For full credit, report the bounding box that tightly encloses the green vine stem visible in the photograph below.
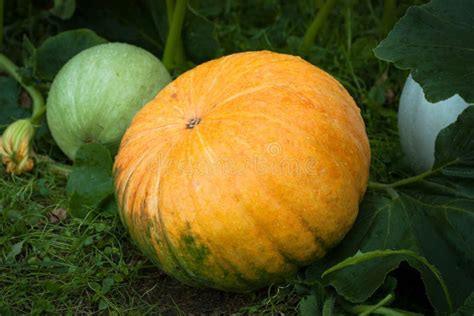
[349,305,422,316]
[166,0,174,22]
[359,294,394,316]
[342,294,423,315]
[162,0,188,71]
[301,0,337,53]
[35,155,72,177]
[382,0,397,34]
[368,160,458,192]
[0,0,4,48]
[0,53,45,125]
[165,0,186,70]
[322,294,335,316]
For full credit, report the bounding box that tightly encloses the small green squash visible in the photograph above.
[47,42,171,160]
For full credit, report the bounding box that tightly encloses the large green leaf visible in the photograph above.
[66,143,115,218]
[453,293,474,316]
[321,250,451,312]
[69,0,165,56]
[307,106,474,313]
[374,0,474,103]
[0,77,30,132]
[183,6,221,64]
[34,29,107,81]
[434,106,474,177]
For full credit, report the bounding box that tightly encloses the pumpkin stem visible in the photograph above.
[186,117,201,129]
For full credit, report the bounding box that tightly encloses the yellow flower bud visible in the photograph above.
[0,119,35,174]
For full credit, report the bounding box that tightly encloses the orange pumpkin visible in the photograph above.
[114,51,370,292]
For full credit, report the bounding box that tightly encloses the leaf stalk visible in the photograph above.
[35,155,72,177]
[322,294,335,316]
[368,160,458,191]
[163,0,188,71]
[301,0,337,52]
[0,53,45,125]
[348,305,422,316]
[381,0,397,34]
[0,0,4,48]
[166,0,186,70]
[359,294,394,316]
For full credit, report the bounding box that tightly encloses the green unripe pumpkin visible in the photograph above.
[47,42,171,160]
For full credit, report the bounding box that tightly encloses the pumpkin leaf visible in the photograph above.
[183,6,221,64]
[453,293,474,316]
[144,0,169,48]
[66,143,115,218]
[307,106,474,313]
[49,0,77,20]
[0,77,30,132]
[34,29,107,81]
[296,278,327,316]
[374,0,474,103]
[69,0,165,56]
[321,249,450,312]
[299,294,321,316]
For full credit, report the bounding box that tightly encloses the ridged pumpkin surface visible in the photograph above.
[114,51,370,292]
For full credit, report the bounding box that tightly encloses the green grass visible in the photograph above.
[0,1,420,314]
[0,167,300,314]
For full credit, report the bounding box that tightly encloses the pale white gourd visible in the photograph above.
[398,75,469,173]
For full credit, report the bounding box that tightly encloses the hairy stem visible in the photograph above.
[0,54,45,125]
[301,0,337,52]
[162,0,188,71]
